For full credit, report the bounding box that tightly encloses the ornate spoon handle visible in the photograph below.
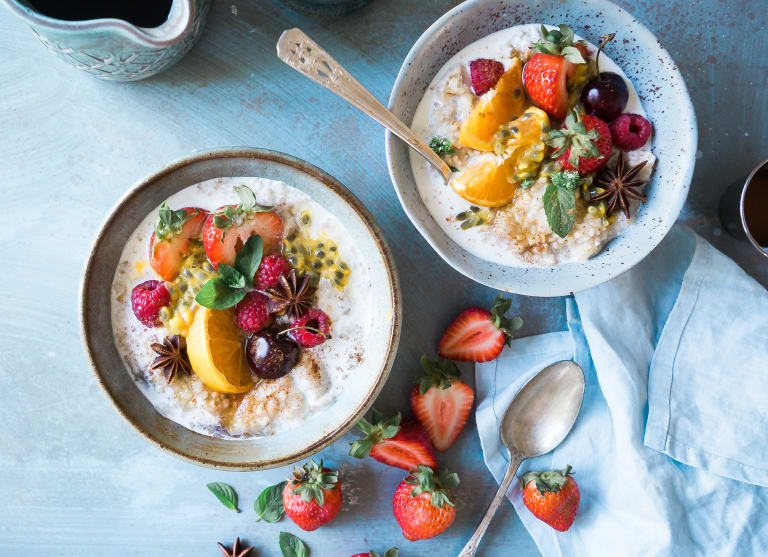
[276,28,452,183]
[458,452,524,557]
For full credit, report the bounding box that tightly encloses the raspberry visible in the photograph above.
[609,113,652,151]
[235,291,273,332]
[289,307,331,348]
[254,254,291,289]
[131,280,170,328]
[469,58,505,96]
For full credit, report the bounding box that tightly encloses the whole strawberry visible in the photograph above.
[548,110,612,175]
[410,357,474,451]
[392,465,459,541]
[350,549,399,557]
[349,409,437,471]
[521,465,580,531]
[283,458,342,531]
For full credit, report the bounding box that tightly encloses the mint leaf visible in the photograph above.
[543,181,577,238]
[206,482,239,512]
[561,46,586,64]
[195,278,247,309]
[218,264,246,290]
[234,184,257,208]
[280,531,309,557]
[254,481,287,523]
[155,203,195,242]
[234,235,263,283]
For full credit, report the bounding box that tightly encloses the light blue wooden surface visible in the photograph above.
[1,1,766,556]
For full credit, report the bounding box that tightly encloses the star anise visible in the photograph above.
[217,537,254,557]
[265,268,316,320]
[150,335,191,384]
[591,153,649,219]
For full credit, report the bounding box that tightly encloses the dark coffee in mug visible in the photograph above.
[743,168,768,247]
[29,0,173,28]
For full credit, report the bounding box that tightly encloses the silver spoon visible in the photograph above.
[458,360,585,557]
[276,28,453,183]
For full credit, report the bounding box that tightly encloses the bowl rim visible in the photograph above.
[78,147,402,470]
[385,0,698,296]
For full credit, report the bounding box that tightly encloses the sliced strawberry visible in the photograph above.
[202,207,283,269]
[410,356,474,451]
[438,295,522,362]
[522,53,574,121]
[469,58,505,95]
[349,409,437,471]
[148,204,207,281]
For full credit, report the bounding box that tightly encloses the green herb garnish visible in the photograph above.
[279,532,309,557]
[212,184,273,232]
[519,178,535,189]
[155,202,196,242]
[533,24,588,64]
[195,235,263,309]
[206,482,239,512]
[542,170,585,238]
[254,481,287,523]
[429,136,456,157]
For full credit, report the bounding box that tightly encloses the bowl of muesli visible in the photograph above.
[80,148,401,470]
[386,0,696,296]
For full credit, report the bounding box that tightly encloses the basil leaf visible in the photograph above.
[218,264,246,290]
[543,182,576,238]
[279,531,309,557]
[195,278,247,309]
[206,482,239,512]
[234,234,263,283]
[254,481,287,523]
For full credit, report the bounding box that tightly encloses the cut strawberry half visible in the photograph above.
[438,294,522,362]
[469,58,505,96]
[349,409,437,471]
[522,53,574,121]
[148,204,208,281]
[202,207,283,270]
[410,356,474,451]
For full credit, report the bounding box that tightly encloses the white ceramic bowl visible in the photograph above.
[386,0,697,296]
[80,148,401,470]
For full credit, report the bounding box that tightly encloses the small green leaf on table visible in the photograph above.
[206,482,239,512]
[254,481,287,523]
[279,531,309,557]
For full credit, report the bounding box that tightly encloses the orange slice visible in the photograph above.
[459,57,527,152]
[450,154,518,207]
[186,307,252,394]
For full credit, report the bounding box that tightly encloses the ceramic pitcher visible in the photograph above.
[2,0,210,81]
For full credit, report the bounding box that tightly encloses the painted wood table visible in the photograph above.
[1,1,766,555]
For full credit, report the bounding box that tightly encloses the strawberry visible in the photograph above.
[523,53,574,121]
[548,109,613,175]
[148,203,208,281]
[438,294,523,362]
[468,58,505,95]
[350,550,399,557]
[410,357,474,451]
[282,458,342,531]
[202,185,283,270]
[349,409,437,471]
[392,465,459,541]
[521,465,580,532]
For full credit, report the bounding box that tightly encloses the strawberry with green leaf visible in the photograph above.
[392,465,460,541]
[410,356,474,451]
[548,109,613,175]
[521,465,580,531]
[542,170,586,238]
[149,203,208,281]
[351,549,399,557]
[349,409,437,471]
[282,458,342,531]
[438,294,523,362]
[202,184,283,270]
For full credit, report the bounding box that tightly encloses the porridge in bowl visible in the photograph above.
[410,23,656,267]
[110,177,373,438]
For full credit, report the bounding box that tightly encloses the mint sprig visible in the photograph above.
[195,235,263,309]
[543,170,585,238]
[212,184,273,232]
[155,202,196,242]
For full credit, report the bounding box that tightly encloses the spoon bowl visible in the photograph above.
[459,360,585,556]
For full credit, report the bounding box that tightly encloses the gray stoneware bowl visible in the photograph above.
[386,0,697,296]
[79,148,401,470]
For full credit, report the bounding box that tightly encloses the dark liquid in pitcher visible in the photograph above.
[29,0,173,28]
[744,168,768,247]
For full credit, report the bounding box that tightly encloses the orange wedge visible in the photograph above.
[450,154,518,207]
[186,307,252,394]
[459,57,527,152]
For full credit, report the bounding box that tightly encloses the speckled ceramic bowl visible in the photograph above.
[386,0,697,296]
[79,148,401,470]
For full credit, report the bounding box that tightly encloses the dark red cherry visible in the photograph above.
[580,72,629,122]
[245,329,300,380]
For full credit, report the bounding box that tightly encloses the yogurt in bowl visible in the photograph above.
[409,23,655,268]
[111,177,373,438]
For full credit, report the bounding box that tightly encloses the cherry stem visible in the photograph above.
[595,33,615,76]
